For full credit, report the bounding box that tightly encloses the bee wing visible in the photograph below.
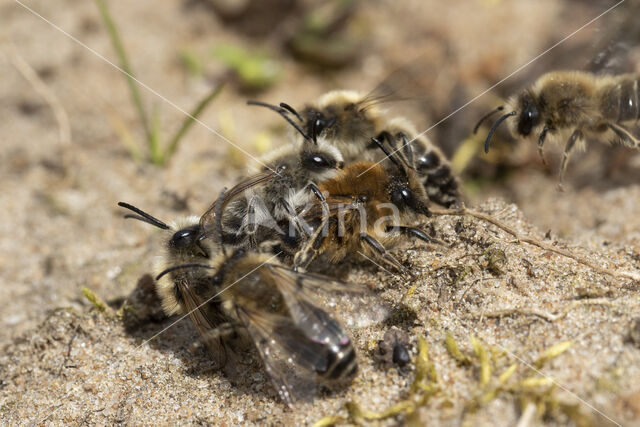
[200,170,278,230]
[236,306,329,406]
[586,41,633,76]
[360,56,436,110]
[266,264,389,329]
[176,281,230,368]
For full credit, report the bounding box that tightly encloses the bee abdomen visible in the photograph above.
[600,78,640,123]
[415,148,460,208]
[618,79,639,122]
[318,342,357,380]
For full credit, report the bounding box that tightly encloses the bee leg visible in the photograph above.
[559,129,583,189]
[537,125,550,166]
[398,133,417,170]
[306,183,326,202]
[387,226,445,246]
[608,123,640,148]
[360,233,411,277]
[377,130,412,166]
[293,185,331,270]
[278,197,305,236]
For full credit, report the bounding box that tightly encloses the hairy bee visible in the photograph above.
[249,90,461,207]
[116,202,217,316]
[290,141,438,274]
[479,70,640,183]
[198,135,345,255]
[155,244,388,406]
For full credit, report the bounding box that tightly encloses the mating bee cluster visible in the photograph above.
[119,87,461,405]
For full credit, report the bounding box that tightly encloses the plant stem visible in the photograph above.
[95,0,151,143]
[163,83,224,163]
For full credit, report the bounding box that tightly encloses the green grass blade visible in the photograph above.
[149,105,163,165]
[164,83,224,161]
[95,0,150,142]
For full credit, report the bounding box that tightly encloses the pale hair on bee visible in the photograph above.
[116,202,217,316]
[478,70,640,185]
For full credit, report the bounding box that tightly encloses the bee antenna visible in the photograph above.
[155,263,215,281]
[117,202,170,230]
[278,102,303,122]
[473,106,504,134]
[215,187,228,258]
[247,100,311,142]
[371,137,407,177]
[484,111,516,153]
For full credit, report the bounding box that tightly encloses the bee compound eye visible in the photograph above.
[171,229,194,248]
[517,98,540,136]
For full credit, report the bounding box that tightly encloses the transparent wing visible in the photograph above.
[266,264,389,329]
[176,281,229,368]
[236,306,327,406]
[585,1,640,76]
[200,170,278,231]
[359,56,437,111]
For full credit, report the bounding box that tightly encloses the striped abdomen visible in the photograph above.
[316,338,358,380]
[599,76,640,123]
[412,136,461,208]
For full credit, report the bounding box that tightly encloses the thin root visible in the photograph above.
[431,205,640,283]
[472,298,614,322]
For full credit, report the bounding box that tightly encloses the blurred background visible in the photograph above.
[1,0,639,340]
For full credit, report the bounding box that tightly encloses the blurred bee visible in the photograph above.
[291,139,438,274]
[155,242,388,406]
[249,87,461,207]
[479,70,640,184]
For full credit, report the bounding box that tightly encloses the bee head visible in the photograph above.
[388,175,431,217]
[300,138,345,174]
[304,109,337,143]
[169,225,209,258]
[515,92,541,137]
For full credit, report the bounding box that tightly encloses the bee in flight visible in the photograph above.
[478,70,640,184]
[154,242,388,407]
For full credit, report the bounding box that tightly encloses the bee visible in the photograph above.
[199,135,344,250]
[116,202,222,325]
[154,243,388,406]
[479,70,640,184]
[249,89,462,207]
[291,140,438,274]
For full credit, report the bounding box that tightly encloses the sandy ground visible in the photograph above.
[1,0,640,425]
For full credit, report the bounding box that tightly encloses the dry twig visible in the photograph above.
[472,298,614,322]
[4,44,71,145]
[432,206,640,283]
